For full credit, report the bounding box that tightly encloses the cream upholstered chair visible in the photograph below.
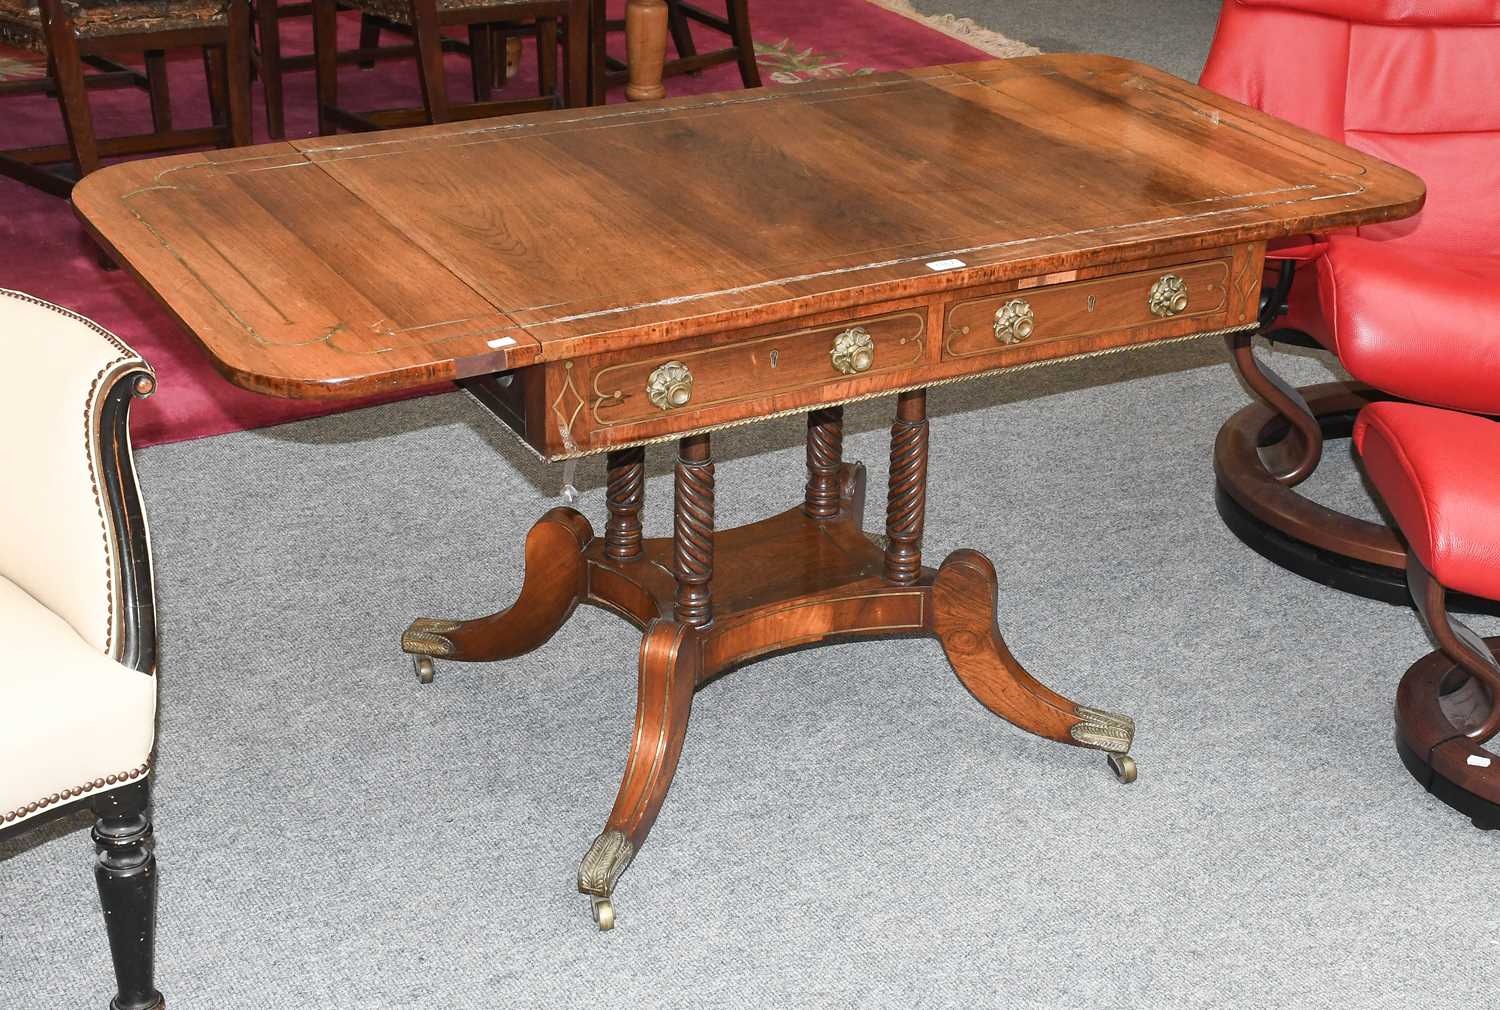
[0,290,162,1010]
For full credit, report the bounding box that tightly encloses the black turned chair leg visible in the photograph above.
[92,781,162,1010]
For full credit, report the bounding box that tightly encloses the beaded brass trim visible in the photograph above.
[3,759,151,825]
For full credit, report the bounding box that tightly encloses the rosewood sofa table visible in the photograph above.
[74,56,1423,930]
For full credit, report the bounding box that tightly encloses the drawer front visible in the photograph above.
[942,259,1231,359]
[589,310,926,428]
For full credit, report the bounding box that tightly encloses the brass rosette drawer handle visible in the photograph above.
[830,326,876,375]
[646,360,694,410]
[992,298,1035,344]
[1148,273,1189,317]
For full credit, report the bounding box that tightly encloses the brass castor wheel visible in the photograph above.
[1108,753,1137,784]
[413,655,435,685]
[590,895,615,931]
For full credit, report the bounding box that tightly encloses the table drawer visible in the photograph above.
[941,258,1231,360]
[589,310,927,428]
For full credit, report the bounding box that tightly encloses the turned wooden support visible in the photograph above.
[885,389,929,585]
[624,0,668,101]
[605,447,646,562]
[674,433,714,627]
[804,406,844,520]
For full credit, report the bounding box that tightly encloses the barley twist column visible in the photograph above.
[604,447,645,562]
[673,434,714,626]
[804,406,844,520]
[884,389,929,585]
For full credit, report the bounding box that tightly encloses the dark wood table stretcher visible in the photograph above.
[74,55,1423,930]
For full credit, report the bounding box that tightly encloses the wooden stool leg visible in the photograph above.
[804,406,844,520]
[624,0,667,101]
[224,0,253,147]
[673,433,714,627]
[312,0,339,134]
[578,618,699,930]
[144,50,172,132]
[727,0,759,87]
[605,446,646,562]
[410,0,451,123]
[884,389,928,585]
[255,0,285,137]
[467,24,493,101]
[92,782,162,1010]
[38,0,100,180]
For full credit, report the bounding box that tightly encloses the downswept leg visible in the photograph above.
[578,619,699,929]
[401,507,592,681]
[931,550,1138,783]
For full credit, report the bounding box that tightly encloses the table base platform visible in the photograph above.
[400,392,1136,929]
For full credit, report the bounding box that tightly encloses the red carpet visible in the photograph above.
[0,1,991,446]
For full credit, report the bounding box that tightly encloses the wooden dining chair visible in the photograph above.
[590,0,757,103]
[0,288,162,1009]
[312,0,589,133]
[0,0,252,196]
[253,0,460,139]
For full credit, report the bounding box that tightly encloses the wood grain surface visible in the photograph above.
[73,55,1424,409]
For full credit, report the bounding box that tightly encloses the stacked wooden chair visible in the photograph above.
[0,289,163,1008]
[0,0,251,194]
[312,0,588,132]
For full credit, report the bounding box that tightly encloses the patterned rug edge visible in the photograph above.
[861,0,1041,59]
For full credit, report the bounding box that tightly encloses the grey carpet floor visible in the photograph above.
[3,337,1497,1008]
[910,0,1225,82]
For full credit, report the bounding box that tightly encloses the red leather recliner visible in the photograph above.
[1354,401,1500,828]
[1201,0,1500,603]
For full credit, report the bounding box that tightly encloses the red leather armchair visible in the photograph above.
[1201,0,1500,604]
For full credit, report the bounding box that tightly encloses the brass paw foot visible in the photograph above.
[578,829,634,931]
[1069,705,1135,753]
[402,617,460,658]
[1070,706,1137,784]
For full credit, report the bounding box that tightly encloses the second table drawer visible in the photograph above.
[588,310,927,428]
[942,258,1231,359]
